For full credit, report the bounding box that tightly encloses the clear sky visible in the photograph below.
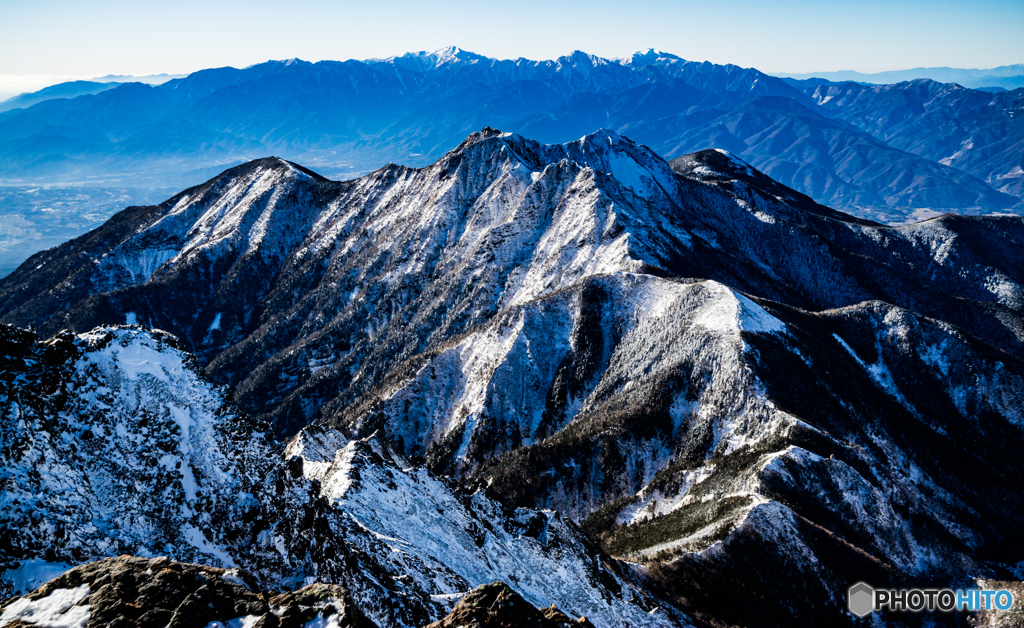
[1,0,1022,95]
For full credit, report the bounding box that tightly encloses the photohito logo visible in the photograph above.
[848,582,1014,617]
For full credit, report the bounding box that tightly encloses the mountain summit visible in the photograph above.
[2,130,1023,626]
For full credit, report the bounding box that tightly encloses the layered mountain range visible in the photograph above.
[0,48,1020,223]
[2,129,1023,626]
[773,64,1024,91]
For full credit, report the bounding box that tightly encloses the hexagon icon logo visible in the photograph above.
[848,582,875,617]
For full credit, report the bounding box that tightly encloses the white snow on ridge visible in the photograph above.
[690,282,785,335]
[293,434,679,628]
[0,585,91,628]
[2,326,266,584]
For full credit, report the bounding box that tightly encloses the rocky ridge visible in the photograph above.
[0,323,686,628]
[1,48,1020,219]
[2,130,1023,625]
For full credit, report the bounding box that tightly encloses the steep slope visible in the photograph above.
[312,232,1022,625]
[0,323,686,628]
[3,131,1024,625]
[460,288,1024,625]
[285,429,682,628]
[0,324,303,576]
[2,131,1021,439]
[798,79,1024,199]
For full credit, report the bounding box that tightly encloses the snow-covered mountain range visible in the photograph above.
[0,324,682,627]
[0,48,1020,222]
[2,129,1023,626]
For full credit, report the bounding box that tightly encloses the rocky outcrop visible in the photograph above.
[423,582,594,628]
[0,555,376,628]
[0,323,685,628]
[2,131,1024,626]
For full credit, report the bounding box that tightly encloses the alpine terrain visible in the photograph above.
[1,48,1021,223]
[2,128,1023,627]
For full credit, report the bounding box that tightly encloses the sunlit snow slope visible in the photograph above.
[0,324,686,628]
[2,129,1024,626]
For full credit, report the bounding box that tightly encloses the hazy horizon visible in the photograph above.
[2,47,1022,102]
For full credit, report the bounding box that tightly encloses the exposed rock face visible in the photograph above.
[0,323,685,628]
[422,582,595,628]
[0,555,376,628]
[2,131,1023,626]
[0,568,598,628]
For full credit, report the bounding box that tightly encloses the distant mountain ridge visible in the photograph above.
[793,79,1024,200]
[773,64,1024,90]
[0,80,122,114]
[0,47,1019,224]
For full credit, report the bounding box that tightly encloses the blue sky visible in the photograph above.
[1,0,1022,88]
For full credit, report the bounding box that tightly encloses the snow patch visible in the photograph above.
[207,313,222,333]
[168,405,200,502]
[219,569,250,590]
[691,284,785,336]
[0,586,91,628]
[203,617,261,628]
[183,525,238,568]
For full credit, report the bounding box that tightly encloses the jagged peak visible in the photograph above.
[456,127,633,156]
[374,46,488,70]
[621,48,685,66]
[456,126,509,148]
[431,45,487,65]
[669,149,881,226]
[430,127,685,206]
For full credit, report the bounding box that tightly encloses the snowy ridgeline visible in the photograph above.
[2,46,1021,219]
[9,129,1021,442]
[0,324,685,628]
[0,129,1023,626]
